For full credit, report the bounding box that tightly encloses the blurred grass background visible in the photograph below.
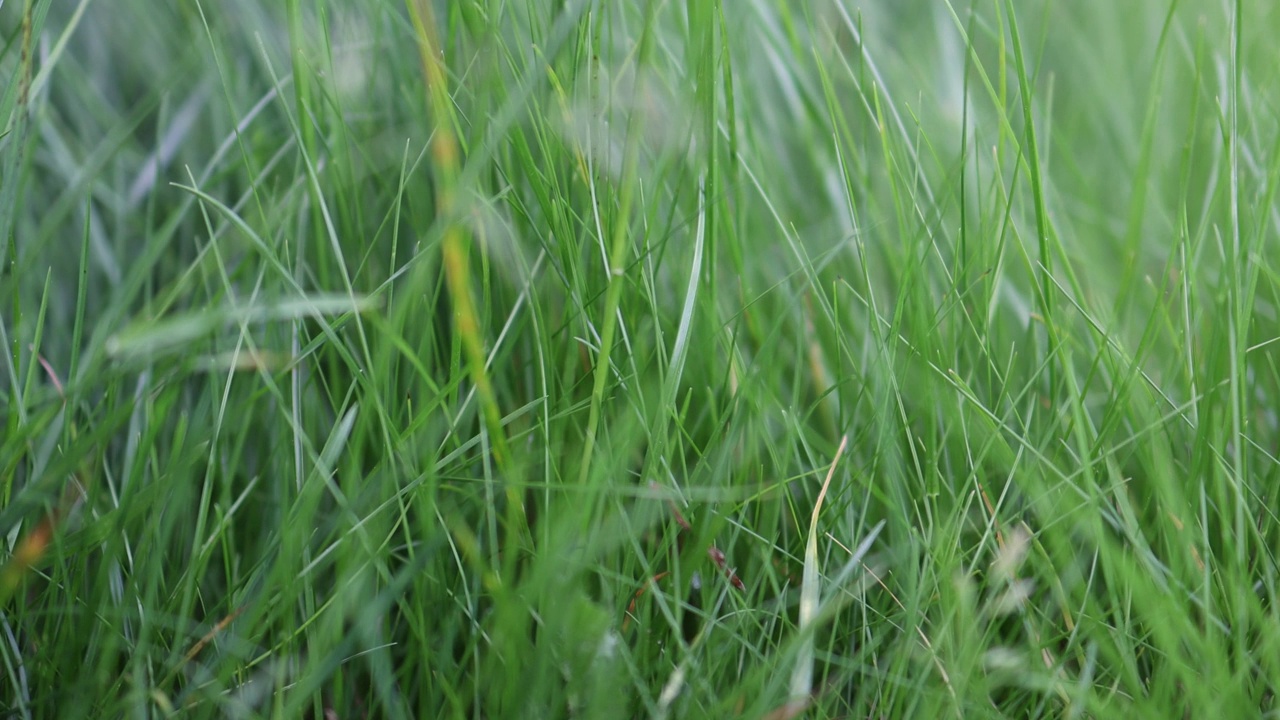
[2,0,1280,717]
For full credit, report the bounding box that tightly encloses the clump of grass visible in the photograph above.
[1,0,1279,717]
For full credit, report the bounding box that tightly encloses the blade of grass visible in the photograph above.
[789,433,847,712]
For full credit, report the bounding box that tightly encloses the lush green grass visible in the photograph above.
[3,0,1280,717]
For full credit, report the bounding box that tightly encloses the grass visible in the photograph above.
[2,0,1279,717]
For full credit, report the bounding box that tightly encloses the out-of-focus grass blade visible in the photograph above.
[105,293,379,360]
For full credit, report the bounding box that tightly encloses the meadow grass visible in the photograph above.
[2,0,1279,717]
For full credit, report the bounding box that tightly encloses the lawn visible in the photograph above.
[2,0,1279,717]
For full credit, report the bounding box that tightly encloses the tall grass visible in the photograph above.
[2,0,1279,717]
